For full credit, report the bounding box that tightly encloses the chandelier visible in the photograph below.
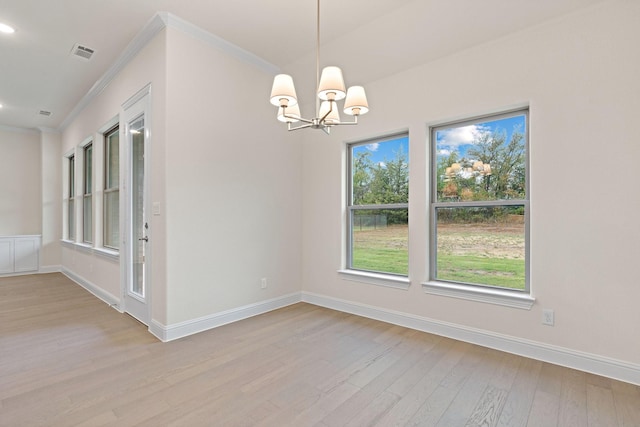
[269,0,369,134]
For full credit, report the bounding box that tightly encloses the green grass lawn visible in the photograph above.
[436,254,525,289]
[352,222,525,289]
[352,247,408,275]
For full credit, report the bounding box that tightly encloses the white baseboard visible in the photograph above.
[62,268,120,308]
[301,291,640,386]
[150,292,302,342]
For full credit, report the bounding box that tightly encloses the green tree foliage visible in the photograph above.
[466,126,525,200]
[352,151,373,205]
[437,126,525,203]
[436,125,526,223]
[352,146,408,224]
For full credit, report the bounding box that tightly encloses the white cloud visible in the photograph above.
[438,149,451,156]
[437,124,490,150]
[378,161,387,168]
[366,143,379,152]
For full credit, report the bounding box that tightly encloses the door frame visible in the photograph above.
[120,84,152,326]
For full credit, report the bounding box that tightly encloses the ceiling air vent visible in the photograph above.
[71,44,95,60]
[39,110,52,117]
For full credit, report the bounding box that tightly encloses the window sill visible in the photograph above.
[338,269,410,290]
[61,239,75,249]
[59,241,119,262]
[94,247,119,262]
[75,243,93,254]
[422,281,535,310]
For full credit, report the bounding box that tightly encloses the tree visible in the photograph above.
[352,145,409,225]
[352,151,373,205]
[466,126,525,200]
[436,126,525,203]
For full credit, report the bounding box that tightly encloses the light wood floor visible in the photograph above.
[1,274,639,426]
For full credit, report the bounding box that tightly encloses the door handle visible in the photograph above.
[138,236,148,242]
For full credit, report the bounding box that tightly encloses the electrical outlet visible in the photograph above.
[261,278,267,289]
[542,309,555,326]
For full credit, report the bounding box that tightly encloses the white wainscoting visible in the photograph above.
[0,235,40,275]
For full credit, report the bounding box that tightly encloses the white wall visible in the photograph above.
[163,27,303,325]
[40,129,61,270]
[0,128,41,236]
[59,20,304,331]
[61,27,168,310]
[301,0,640,367]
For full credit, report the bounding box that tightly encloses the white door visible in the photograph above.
[122,86,151,325]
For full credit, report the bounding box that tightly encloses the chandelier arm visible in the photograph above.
[318,100,334,124]
[287,122,315,131]
[333,118,359,126]
[284,112,315,124]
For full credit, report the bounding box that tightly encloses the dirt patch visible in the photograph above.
[353,222,524,259]
[438,222,524,259]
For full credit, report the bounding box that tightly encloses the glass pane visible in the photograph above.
[83,195,92,243]
[69,156,75,196]
[435,114,526,202]
[106,128,119,189]
[351,135,409,205]
[68,199,75,240]
[131,118,145,297]
[84,144,92,194]
[104,190,119,249]
[435,206,525,290]
[351,208,408,275]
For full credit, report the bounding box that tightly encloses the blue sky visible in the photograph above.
[355,135,409,167]
[436,114,526,159]
[352,114,525,167]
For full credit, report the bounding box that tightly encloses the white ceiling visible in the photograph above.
[0,0,604,130]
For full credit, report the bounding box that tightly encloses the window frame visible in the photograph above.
[67,154,75,241]
[103,125,120,251]
[341,132,410,287]
[82,142,93,244]
[424,108,533,308]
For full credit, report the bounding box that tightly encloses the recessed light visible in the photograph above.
[0,23,15,34]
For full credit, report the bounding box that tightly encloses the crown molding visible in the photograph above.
[162,12,280,76]
[59,12,279,132]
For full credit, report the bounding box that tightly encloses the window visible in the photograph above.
[347,133,409,276]
[430,109,529,292]
[104,126,119,250]
[67,155,75,241]
[82,143,93,243]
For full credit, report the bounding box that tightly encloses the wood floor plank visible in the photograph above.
[497,357,543,427]
[558,368,589,427]
[586,383,618,427]
[436,347,504,426]
[2,273,638,426]
[525,363,564,427]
